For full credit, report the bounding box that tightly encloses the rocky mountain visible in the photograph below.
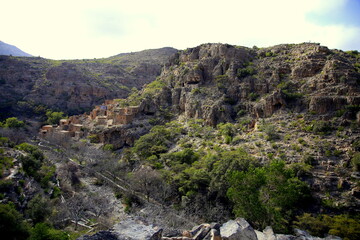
[1,42,360,240]
[142,43,359,125]
[48,42,359,239]
[0,41,32,57]
[0,47,177,119]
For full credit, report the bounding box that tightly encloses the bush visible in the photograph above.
[88,134,100,143]
[0,137,14,147]
[0,155,14,178]
[0,203,30,240]
[20,155,41,178]
[29,223,69,240]
[227,160,310,232]
[133,125,180,159]
[351,152,360,171]
[26,195,52,224]
[237,66,256,78]
[46,111,65,125]
[3,117,25,128]
[305,120,333,134]
[103,144,114,151]
[16,143,44,161]
[294,214,360,240]
[248,92,259,101]
[261,123,279,141]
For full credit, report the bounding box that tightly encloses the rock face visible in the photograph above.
[0,47,177,118]
[142,43,359,126]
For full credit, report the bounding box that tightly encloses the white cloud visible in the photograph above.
[1,0,358,59]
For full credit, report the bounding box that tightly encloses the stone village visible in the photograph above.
[39,99,140,141]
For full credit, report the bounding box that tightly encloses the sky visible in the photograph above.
[1,0,360,59]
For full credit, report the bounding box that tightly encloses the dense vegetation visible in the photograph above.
[120,120,311,231]
[0,135,69,240]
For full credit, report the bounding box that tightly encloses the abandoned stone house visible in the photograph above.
[40,99,140,140]
[40,116,84,140]
[90,101,139,126]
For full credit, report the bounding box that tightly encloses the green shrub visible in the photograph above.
[261,123,279,141]
[227,159,310,232]
[277,81,303,100]
[51,186,61,199]
[307,120,333,134]
[302,153,316,166]
[29,223,69,240]
[0,137,14,147]
[294,214,360,240]
[19,155,41,178]
[88,134,100,143]
[16,143,44,161]
[237,66,256,78]
[0,203,30,240]
[26,194,52,224]
[248,92,259,101]
[265,51,274,57]
[103,144,114,151]
[46,111,65,125]
[3,117,25,128]
[0,155,14,178]
[191,88,201,94]
[352,140,360,151]
[351,152,360,171]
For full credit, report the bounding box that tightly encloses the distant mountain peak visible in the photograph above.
[0,40,32,57]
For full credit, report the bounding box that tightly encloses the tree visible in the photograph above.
[130,166,162,201]
[3,117,25,128]
[65,193,89,230]
[227,160,310,232]
[46,111,65,125]
[26,194,52,224]
[227,167,267,227]
[58,162,81,189]
[0,203,30,240]
[88,193,112,218]
[29,223,69,240]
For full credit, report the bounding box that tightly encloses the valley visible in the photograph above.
[0,42,360,240]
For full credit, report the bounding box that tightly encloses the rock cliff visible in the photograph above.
[143,43,359,126]
[0,47,177,119]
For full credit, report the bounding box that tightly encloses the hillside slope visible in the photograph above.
[0,41,32,57]
[0,47,177,119]
[52,43,360,238]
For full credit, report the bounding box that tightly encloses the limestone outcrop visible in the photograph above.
[142,43,359,126]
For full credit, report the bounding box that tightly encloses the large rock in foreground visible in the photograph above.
[220,218,258,240]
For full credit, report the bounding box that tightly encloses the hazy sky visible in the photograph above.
[2,0,360,59]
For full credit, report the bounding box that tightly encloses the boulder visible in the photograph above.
[111,218,162,240]
[255,230,266,240]
[294,228,322,240]
[220,218,257,240]
[263,226,276,240]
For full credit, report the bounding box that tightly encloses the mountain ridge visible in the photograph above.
[1,42,360,240]
[0,47,177,119]
[0,40,32,57]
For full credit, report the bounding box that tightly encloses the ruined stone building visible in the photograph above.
[40,99,140,141]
